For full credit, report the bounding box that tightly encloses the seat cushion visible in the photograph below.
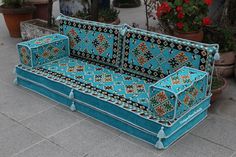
[40,56,153,108]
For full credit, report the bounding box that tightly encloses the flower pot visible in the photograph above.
[173,30,204,42]
[211,77,227,103]
[215,51,235,66]
[32,2,49,20]
[113,0,141,8]
[20,19,58,41]
[112,17,121,25]
[215,65,235,78]
[234,60,236,80]
[0,6,35,38]
[235,65,236,80]
[104,17,120,25]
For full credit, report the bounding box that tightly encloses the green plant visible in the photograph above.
[74,7,119,23]
[211,76,225,90]
[203,26,236,52]
[73,8,91,20]
[2,0,25,7]
[98,8,120,22]
[156,0,212,32]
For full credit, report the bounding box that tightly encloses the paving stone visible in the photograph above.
[159,134,234,157]
[14,140,75,157]
[22,107,85,137]
[209,79,236,121]
[0,124,43,157]
[49,119,119,156]
[191,115,236,151]
[0,82,53,121]
[86,136,160,157]
[55,104,88,119]
[231,152,236,157]
[0,112,17,131]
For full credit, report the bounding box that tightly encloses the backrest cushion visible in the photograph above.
[57,14,122,68]
[121,28,218,93]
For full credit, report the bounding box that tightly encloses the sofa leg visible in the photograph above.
[70,101,76,111]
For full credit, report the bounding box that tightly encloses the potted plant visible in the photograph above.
[155,0,213,41]
[0,0,35,37]
[113,0,141,8]
[60,0,120,24]
[20,0,58,40]
[74,7,120,24]
[204,26,236,77]
[211,74,227,103]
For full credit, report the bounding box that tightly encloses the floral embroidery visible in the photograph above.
[42,51,50,58]
[132,42,153,66]
[137,56,147,65]
[181,75,191,83]
[175,52,188,63]
[171,76,180,84]
[183,95,191,105]
[157,91,168,102]
[156,106,166,116]
[92,34,110,55]
[138,42,147,52]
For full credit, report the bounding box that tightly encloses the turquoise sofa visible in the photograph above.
[14,14,219,149]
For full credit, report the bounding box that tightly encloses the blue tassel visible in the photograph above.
[70,102,76,111]
[157,126,166,138]
[13,68,16,75]
[13,78,18,85]
[214,52,220,61]
[155,139,164,149]
[69,89,74,99]
[120,24,129,36]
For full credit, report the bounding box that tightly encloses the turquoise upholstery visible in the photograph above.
[41,57,152,108]
[58,15,122,68]
[121,28,218,94]
[14,14,219,149]
[149,66,208,121]
[17,34,69,67]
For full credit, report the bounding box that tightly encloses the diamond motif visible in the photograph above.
[132,42,153,66]
[92,34,110,55]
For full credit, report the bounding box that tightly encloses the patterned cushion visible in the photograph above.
[121,28,218,93]
[57,14,122,68]
[17,34,69,67]
[41,56,153,108]
[149,66,208,121]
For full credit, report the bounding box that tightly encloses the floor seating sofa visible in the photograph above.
[14,14,219,149]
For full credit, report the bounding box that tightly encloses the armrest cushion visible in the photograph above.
[148,66,208,121]
[17,34,69,67]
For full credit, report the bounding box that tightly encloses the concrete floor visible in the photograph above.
[1,2,236,157]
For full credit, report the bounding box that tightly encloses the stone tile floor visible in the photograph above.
[1,2,236,157]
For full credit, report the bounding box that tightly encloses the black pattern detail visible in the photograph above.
[122,31,209,81]
[59,19,121,68]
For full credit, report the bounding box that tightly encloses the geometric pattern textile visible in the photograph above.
[149,67,208,121]
[17,34,69,67]
[122,29,218,94]
[41,57,152,108]
[59,15,122,68]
